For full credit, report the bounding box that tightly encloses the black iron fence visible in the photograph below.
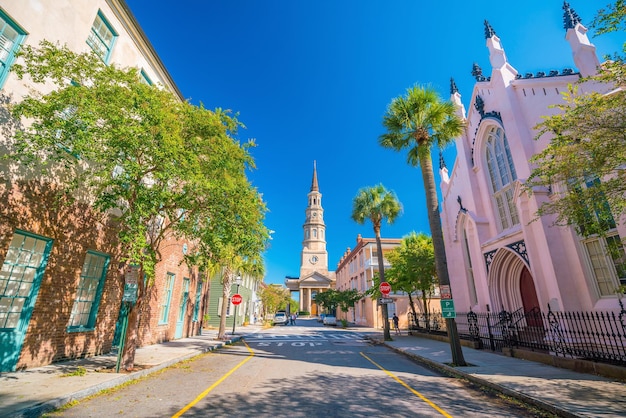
[408,304,626,367]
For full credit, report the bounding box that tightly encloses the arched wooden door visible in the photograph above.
[519,266,542,327]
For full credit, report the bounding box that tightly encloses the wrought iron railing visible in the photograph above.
[449,304,626,367]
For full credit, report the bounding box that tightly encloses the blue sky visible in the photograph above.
[125,0,622,286]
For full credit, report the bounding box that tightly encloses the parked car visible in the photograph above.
[323,314,337,326]
[273,312,289,326]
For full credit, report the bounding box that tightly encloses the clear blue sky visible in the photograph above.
[125,0,622,286]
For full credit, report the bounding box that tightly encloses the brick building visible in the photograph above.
[0,0,209,371]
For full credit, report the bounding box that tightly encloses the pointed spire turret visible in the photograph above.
[472,63,486,81]
[484,20,496,39]
[563,1,582,30]
[439,152,447,170]
[311,160,319,192]
[450,78,459,95]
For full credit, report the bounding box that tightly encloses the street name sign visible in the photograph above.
[440,299,456,318]
[378,297,393,304]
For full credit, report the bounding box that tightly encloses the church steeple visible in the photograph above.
[300,161,329,278]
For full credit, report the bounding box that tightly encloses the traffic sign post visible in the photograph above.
[440,299,456,318]
[379,282,391,296]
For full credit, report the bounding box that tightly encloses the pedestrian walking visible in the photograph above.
[392,313,400,335]
[291,313,297,325]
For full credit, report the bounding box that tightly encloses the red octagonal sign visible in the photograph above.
[379,282,391,296]
[231,294,243,305]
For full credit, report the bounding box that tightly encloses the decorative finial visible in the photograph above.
[563,1,582,30]
[450,78,458,95]
[471,63,486,82]
[457,196,467,212]
[439,151,447,170]
[484,20,496,39]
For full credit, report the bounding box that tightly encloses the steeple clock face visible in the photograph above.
[310,255,319,264]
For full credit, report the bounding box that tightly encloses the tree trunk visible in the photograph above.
[374,226,392,341]
[217,269,232,340]
[419,152,467,366]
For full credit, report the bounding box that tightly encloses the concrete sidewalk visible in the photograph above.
[2,323,625,417]
[369,331,626,418]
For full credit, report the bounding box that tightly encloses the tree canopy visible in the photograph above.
[385,232,437,326]
[7,41,268,362]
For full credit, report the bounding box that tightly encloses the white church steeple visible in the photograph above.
[300,161,329,277]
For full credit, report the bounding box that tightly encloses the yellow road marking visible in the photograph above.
[360,351,453,418]
[172,340,254,418]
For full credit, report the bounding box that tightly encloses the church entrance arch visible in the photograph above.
[487,248,538,315]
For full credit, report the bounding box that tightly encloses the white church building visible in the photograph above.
[439,3,625,316]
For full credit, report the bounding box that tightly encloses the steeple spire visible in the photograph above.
[450,78,459,95]
[563,1,582,30]
[484,20,496,39]
[311,160,319,192]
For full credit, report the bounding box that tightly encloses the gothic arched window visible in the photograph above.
[485,126,519,230]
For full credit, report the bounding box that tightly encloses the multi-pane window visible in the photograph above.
[0,232,51,329]
[485,126,519,230]
[68,251,109,330]
[86,11,117,63]
[576,177,626,296]
[158,273,175,324]
[0,11,26,88]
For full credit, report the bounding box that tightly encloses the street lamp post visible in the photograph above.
[231,275,242,335]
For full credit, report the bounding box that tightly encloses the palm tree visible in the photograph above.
[379,84,467,366]
[351,184,402,341]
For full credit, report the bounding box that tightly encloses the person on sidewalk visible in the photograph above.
[392,313,400,335]
[291,313,296,325]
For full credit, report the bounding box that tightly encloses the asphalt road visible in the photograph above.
[50,319,548,417]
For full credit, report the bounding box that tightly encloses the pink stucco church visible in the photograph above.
[439,2,625,315]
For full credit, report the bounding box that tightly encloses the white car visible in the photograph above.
[323,314,337,326]
[272,313,288,326]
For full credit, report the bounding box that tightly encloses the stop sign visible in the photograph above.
[379,282,391,296]
[231,294,242,305]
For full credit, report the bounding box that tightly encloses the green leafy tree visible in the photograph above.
[386,232,437,329]
[314,289,339,314]
[335,289,364,322]
[7,41,266,367]
[183,178,269,339]
[379,85,466,365]
[260,285,291,320]
[351,184,402,341]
